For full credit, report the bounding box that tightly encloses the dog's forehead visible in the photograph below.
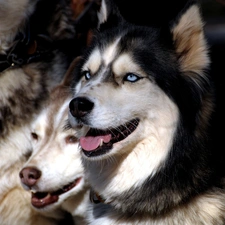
[32,98,70,135]
[83,37,121,73]
[82,37,144,78]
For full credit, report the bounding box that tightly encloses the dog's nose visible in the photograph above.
[19,167,41,188]
[69,97,94,118]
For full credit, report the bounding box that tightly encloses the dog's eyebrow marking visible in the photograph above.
[83,49,101,74]
[83,38,121,76]
[113,53,142,76]
[103,38,121,66]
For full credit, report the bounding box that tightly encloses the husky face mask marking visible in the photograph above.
[70,44,179,161]
[69,29,181,194]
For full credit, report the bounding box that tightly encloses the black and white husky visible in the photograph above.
[68,0,225,224]
[0,0,99,224]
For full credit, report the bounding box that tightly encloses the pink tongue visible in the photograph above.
[80,134,111,151]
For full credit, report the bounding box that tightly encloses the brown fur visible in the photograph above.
[20,57,90,225]
[0,1,99,224]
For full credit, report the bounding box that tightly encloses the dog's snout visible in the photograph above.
[69,97,94,118]
[19,167,41,188]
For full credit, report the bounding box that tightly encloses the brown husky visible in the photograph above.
[19,58,90,225]
[0,0,99,224]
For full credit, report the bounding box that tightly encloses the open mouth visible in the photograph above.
[31,177,82,208]
[80,118,140,157]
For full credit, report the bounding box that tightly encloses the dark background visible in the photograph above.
[202,1,225,155]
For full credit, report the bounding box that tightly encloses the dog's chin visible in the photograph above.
[80,118,140,158]
[31,177,82,209]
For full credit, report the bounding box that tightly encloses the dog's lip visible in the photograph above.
[80,118,140,157]
[31,177,82,208]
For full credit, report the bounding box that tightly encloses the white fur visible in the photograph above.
[0,1,77,224]
[97,0,108,28]
[87,190,225,225]
[21,96,90,224]
[0,2,54,224]
[0,124,58,225]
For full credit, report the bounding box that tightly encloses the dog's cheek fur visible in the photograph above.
[80,75,180,198]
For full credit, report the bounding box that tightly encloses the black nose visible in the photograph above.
[69,97,94,118]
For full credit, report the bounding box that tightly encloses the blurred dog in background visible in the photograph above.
[0,0,100,224]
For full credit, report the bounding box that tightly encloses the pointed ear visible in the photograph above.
[69,0,101,46]
[61,56,81,87]
[97,0,124,30]
[97,0,108,25]
[71,0,93,19]
[70,0,101,21]
[171,3,210,74]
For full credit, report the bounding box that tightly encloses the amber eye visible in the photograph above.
[31,132,38,140]
[65,135,78,144]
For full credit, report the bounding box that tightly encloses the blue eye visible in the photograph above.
[124,73,140,82]
[83,71,91,80]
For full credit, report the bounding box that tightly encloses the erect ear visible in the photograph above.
[171,2,210,74]
[71,0,93,19]
[70,0,101,22]
[70,0,101,46]
[61,56,82,87]
[49,56,81,100]
[97,0,124,31]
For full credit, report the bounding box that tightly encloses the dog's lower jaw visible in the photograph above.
[31,177,83,209]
